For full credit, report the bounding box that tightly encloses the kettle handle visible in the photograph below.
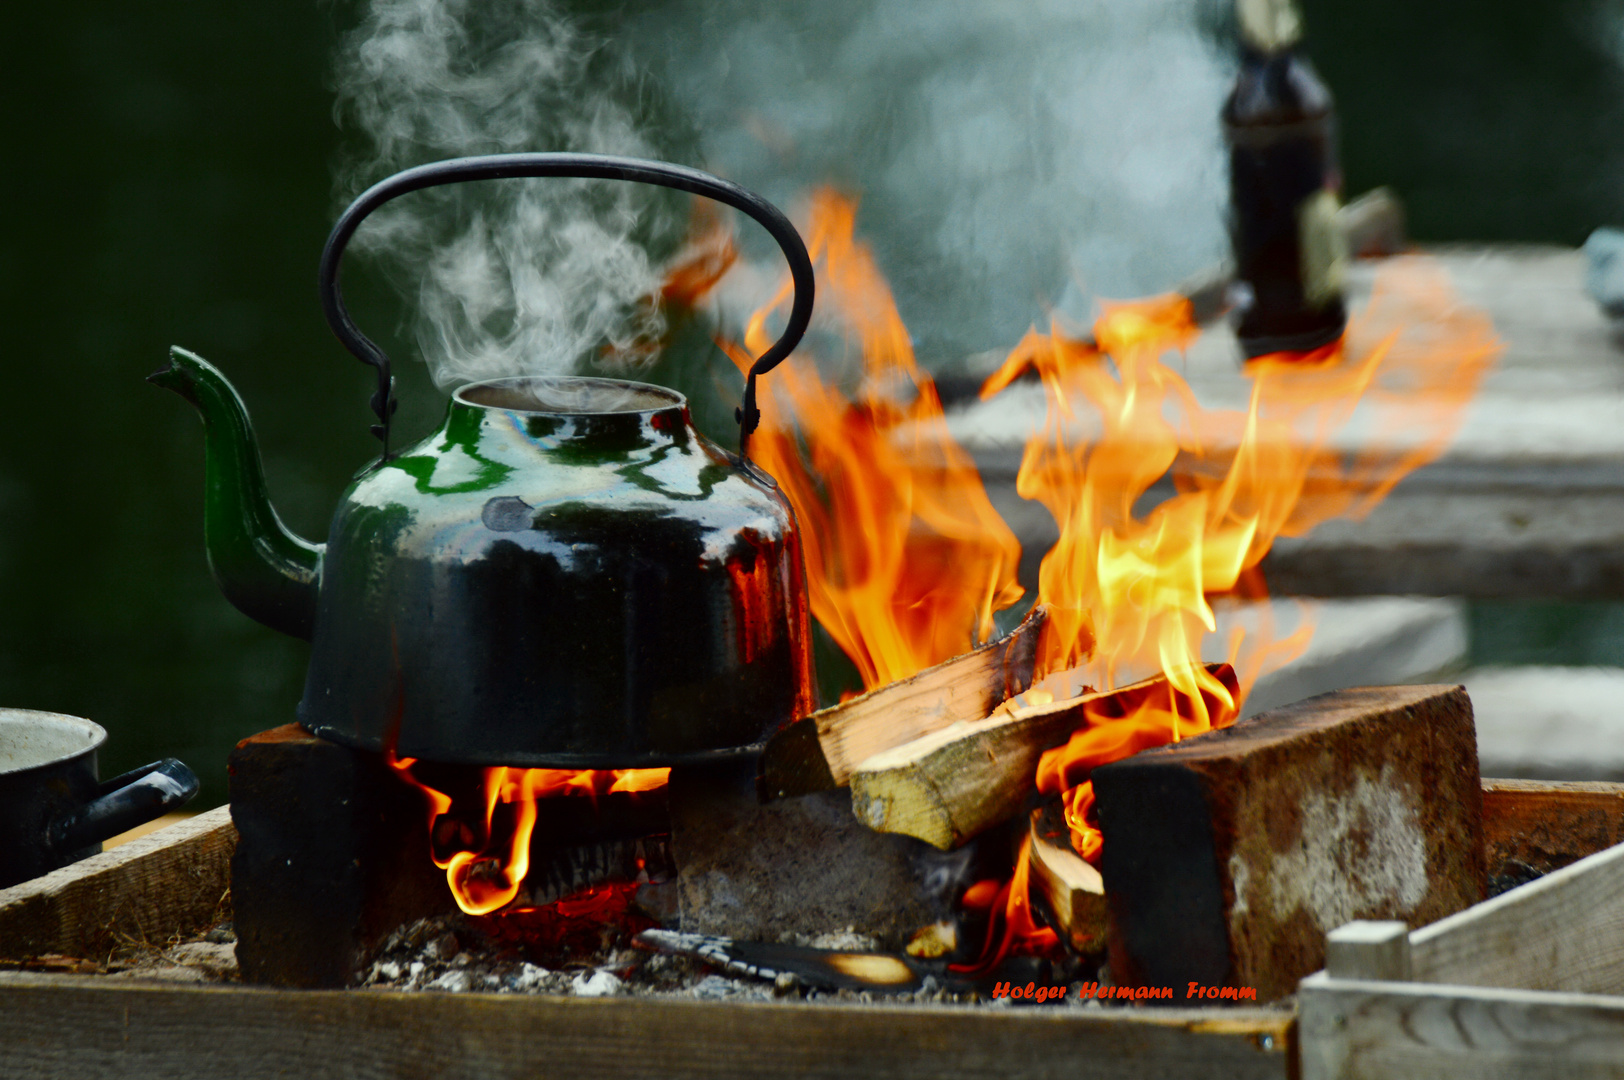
[319,153,815,461]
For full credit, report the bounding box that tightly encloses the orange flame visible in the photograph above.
[719,189,1025,689]
[945,259,1495,968]
[950,836,1062,978]
[387,755,668,916]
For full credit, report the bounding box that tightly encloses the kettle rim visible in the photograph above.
[453,374,687,417]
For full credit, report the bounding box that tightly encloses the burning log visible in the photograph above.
[758,606,1047,801]
[1027,802,1106,956]
[1092,684,1486,1003]
[847,665,1234,850]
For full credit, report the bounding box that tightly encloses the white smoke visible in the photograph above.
[333,0,1237,384]
[615,0,1236,364]
[332,0,684,387]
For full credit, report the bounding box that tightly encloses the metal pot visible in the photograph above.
[152,153,817,767]
[0,709,199,889]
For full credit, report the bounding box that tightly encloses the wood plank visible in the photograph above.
[1481,779,1624,877]
[1408,838,1624,995]
[0,806,234,962]
[759,605,1048,800]
[1323,922,1410,983]
[1299,971,1624,1080]
[0,972,1293,1080]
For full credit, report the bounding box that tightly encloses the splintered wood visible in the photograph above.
[757,606,1046,801]
[847,665,1233,850]
[1093,684,1486,1003]
[1028,802,1106,955]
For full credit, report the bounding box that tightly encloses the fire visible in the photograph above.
[388,190,1497,955]
[962,260,1495,964]
[1009,260,1494,829]
[387,756,667,916]
[718,189,1025,690]
[950,837,1062,978]
[696,195,1495,970]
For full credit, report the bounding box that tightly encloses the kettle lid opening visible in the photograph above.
[456,376,684,416]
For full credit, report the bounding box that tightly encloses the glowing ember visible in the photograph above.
[387,755,667,916]
[470,881,655,964]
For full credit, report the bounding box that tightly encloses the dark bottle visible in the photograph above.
[1224,0,1347,358]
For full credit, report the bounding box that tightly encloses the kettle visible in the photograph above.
[152,154,816,768]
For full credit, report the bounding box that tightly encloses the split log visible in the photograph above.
[848,664,1235,850]
[1093,684,1486,1003]
[1027,802,1106,956]
[758,606,1047,801]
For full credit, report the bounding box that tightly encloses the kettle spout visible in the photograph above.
[150,347,323,641]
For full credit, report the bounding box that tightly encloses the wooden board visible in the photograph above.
[1481,779,1624,877]
[1299,972,1624,1080]
[0,971,1294,1080]
[1407,838,1624,996]
[0,806,235,962]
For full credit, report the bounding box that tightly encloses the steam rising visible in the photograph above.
[617,0,1235,361]
[332,0,685,388]
[333,0,1236,384]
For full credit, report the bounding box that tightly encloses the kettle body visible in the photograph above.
[300,376,814,766]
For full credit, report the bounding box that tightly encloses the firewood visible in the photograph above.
[758,605,1048,801]
[847,664,1235,851]
[1027,802,1106,956]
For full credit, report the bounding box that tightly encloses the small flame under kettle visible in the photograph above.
[152,154,817,768]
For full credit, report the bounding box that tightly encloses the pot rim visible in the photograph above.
[0,709,106,779]
[452,375,687,417]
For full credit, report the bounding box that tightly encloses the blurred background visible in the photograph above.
[3,0,1623,807]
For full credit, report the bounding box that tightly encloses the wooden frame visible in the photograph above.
[5,778,1623,1078]
[0,806,1292,1080]
[0,806,234,962]
[1300,837,1624,1079]
[0,975,1294,1080]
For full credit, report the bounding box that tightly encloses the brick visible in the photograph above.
[668,760,966,950]
[228,726,451,988]
[1091,684,1485,1002]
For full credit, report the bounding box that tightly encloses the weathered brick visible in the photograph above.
[669,760,966,950]
[1091,684,1485,1002]
[228,725,451,988]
